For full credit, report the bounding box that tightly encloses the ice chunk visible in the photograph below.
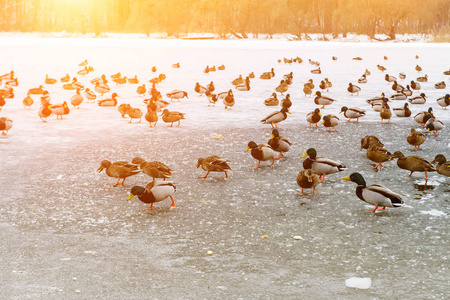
[56,174,63,180]
[421,209,446,217]
[345,277,371,289]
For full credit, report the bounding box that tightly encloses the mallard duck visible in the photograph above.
[91,74,108,85]
[145,101,158,127]
[392,81,405,92]
[301,148,346,182]
[0,70,14,80]
[38,102,52,122]
[339,106,365,122]
[377,64,387,72]
[231,75,244,86]
[22,92,33,109]
[367,93,386,107]
[98,93,119,107]
[128,75,139,84]
[94,81,110,95]
[408,93,427,105]
[306,108,321,128]
[325,77,332,88]
[384,55,388,60]
[45,75,57,84]
[223,89,235,109]
[264,92,279,106]
[203,65,210,73]
[207,81,215,92]
[79,59,88,67]
[167,90,188,101]
[71,77,84,90]
[206,92,218,106]
[342,172,404,213]
[304,79,314,90]
[4,77,18,87]
[322,114,339,130]
[435,81,446,89]
[40,91,51,104]
[77,66,89,76]
[319,80,327,91]
[118,103,131,118]
[414,107,434,126]
[393,103,411,118]
[314,91,336,109]
[437,94,450,109]
[399,72,406,80]
[407,128,426,151]
[353,57,363,61]
[196,156,232,178]
[415,65,422,72]
[127,107,143,123]
[97,160,140,187]
[309,59,320,66]
[245,141,276,168]
[385,74,396,83]
[268,129,291,159]
[151,66,157,73]
[392,151,435,180]
[113,76,128,86]
[403,85,413,96]
[131,157,172,181]
[218,64,225,70]
[332,56,338,61]
[162,109,185,127]
[280,94,292,109]
[28,85,45,95]
[364,69,371,76]
[443,69,450,75]
[260,107,290,128]
[84,88,97,103]
[236,77,251,91]
[283,72,293,83]
[296,169,320,195]
[127,181,176,210]
[410,80,421,91]
[358,74,367,84]
[50,101,70,119]
[260,68,275,79]
[248,71,255,78]
[303,85,312,97]
[0,117,13,135]
[172,62,180,68]
[431,154,450,177]
[60,74,70,82]
[360,135,384,151]
[209,66,216,72]
[416,74,428,82]
[136,84,146,96]
[70,89,84,109]
[425,118,444,135]
[380,100,392,123]
[365,141,393,170]
[310,67,321,74]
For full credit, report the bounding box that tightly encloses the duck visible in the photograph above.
[195,82,208,95]
[431,154,450,177]
[301,148,346,182]
[172,62,180,68]
[415,65,422,72]
[384,55,388,60]
[332,56,338,61]
[0,117,13,135]
[248,71,255,78]
[268,129,291,159]
[127,75,139,84]
[205,91,218,106]
[94,81,110,95]
[399,72,406,80]
[236,77,251,91]
[296,169,320,195]
[392,151,435,180]
[77,66,89,76]
[98,93,119,107]
[304,79,314,89]
[264,92,279,106]
[377,64,387,72]
[28,85,45,95]
[127,107,143,123]
[366,93,386,106]
[167,90,188,101]
[71,77,84,90]
[390,91,407,101]
[70,89,84,109]
[44,75,57,84]
[40,91,51,104]
[60,74,70,82]
[425,118,444,135]
[353,57,363,61]
[3,77,17,87]
[136,84,146,96]
[206,81,215,93]
[393,103,411,118]
[50,101,70,119]
[280,94,292,109]
[403,85,413,96]
[274,80,288,94]
[414,107,434,126]
[196,156,232,178]
[309,59,320,66]
[203,65,210,73]
[114,76,128,86]
[151,66,157,73]
[380,100,392,123]
[38,102,52,122]
[117,103,131,118]
[364,69,371,76]
[410,80,421,91]
[260,107,290,128]
[0,71,14,80]
[161,109,185,127]
[310,67,321,74]
[223,89,235,109]
[303,85,312,97]
[416,74,428,82]
[443,69,450,75]
[79,59,88,66]
[319,80,328,91]
[358,74,367,84]
[314,91,336,109]
[360,135,384,151]
[127,181,176,210]
[385,74,397,83]
[245,141,276,168]
[408,93,427,105]
[283,72,293,83]
[131,157,172,181]
[84,88,97,103]
[407,128,426,151]
[306,108,322,128]
[111,72,121,80]
[339,106,365,122]
[91,74,108,85]
[365,141,393,170]
[392,81,405,92]
[22,92,33,109]
[434,81,446,89]
[97,160,140,187]
[145,101,159,127]
[260,68,275,79]
[342,172,404,213]
[231,75,244,86]
[218,65,225,70]
[322,114,339,131]
[436,94,450,109]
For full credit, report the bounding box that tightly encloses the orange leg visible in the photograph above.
[373,163,383,170]
[301,188,305,195]
[424,169,428,180]
[224,171,228,178]
[111,178,122,187]
[365,206,379,213]
[254,161,261,168]
[318,175,325,183]
[312,186,316,195]
[170,195,176,207]
[199,171,210,178]
[269,158,275,166]
[275,152,284,159]
[315,123,319,128]
[145,203,154,210]
[408,171,413,177]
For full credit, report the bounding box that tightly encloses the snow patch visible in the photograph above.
[345,277,372,289]
[420,209,447,217]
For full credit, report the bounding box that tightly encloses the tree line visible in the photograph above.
[0,0,448,40]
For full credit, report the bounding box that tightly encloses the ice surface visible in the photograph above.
[345,277,372,289]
